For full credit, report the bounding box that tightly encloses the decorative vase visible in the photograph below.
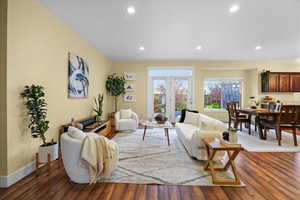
[38,143,58,163]
[154,113,168,124]
[229,128,238,143]
[96,115,102,122]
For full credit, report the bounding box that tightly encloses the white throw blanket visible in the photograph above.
[80,135,119,184]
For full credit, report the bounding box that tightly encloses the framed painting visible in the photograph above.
[124,72,136,81]
[68,53,89,98]
[125,83,135,92]
[124,94,135,102]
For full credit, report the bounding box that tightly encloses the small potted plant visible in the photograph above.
[105,73,126,112]
[93,93,104,122]
[21,85,58,163]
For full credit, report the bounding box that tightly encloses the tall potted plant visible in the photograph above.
[93,93,104,122]
[105,73,126,112]
[21,85,58,163]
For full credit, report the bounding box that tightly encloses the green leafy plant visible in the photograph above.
[93,93,104,122]
[105,73,126,112]
[21,85,50,146]
[261,70,270,92]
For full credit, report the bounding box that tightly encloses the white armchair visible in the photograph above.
[115,110,139,131]
[60,132,99,183]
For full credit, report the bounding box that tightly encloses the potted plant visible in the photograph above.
[261,70,270,92]
[21,85,58,163]
[105,73,126,112]
[93,93,104,122]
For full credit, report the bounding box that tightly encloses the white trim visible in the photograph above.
[204,77,245,81]
[204,109,227,113]
[148,66,194,71]
[0,161,35,188]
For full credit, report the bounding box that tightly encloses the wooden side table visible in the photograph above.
[202,137,244,185]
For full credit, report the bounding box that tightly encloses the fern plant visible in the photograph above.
[94,93,104,122]
[21,85,50,146]
[105,73,126,112]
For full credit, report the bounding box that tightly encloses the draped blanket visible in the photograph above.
[80,135,119,184]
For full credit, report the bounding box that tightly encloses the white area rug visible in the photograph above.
[237,126,300,152]
[100,128,244,186]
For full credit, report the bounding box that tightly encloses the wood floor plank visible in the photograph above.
[1,152,300,200]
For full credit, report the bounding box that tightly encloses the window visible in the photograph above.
[204,79,242,111]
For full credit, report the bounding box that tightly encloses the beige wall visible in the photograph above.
[112,61,300,121]
[5,0,112,175]
[0,0,8,177]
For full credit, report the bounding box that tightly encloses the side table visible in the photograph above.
[202,137,244,185]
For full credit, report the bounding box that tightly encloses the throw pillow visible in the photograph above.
[120,109,132,119]
[179,109,199,123]
[68,126,86,141]
[184,111,200,126]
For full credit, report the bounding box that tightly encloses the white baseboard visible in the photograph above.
[0,161,35,188]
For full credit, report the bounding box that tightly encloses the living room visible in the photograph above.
[1,0,300,199]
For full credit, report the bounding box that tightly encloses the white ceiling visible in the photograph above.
[38,0,300,61]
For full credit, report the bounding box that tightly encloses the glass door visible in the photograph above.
[152,78,169,116]
[149,76,193,121]
[173,77,193,118]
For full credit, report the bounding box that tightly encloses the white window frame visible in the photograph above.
[203,77,244,113]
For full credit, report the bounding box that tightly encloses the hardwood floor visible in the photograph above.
[1,151,300,200]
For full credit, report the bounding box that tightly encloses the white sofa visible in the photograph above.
[176,113,227,161]
[115,110,139,131]
[60,132,99,184]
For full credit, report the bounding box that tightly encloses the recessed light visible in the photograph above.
[195,45,202,50]
[139,46,145,51]
[255,45,262,50]
[229,5,239,13]
[127,6,135,15]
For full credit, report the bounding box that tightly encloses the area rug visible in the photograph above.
[237,126,300,152]
[100,128,244,186]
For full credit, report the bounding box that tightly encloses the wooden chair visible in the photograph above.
[261,105,297,146]
[227,101,251,134]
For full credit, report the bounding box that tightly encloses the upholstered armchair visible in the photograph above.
[115,110,139,131]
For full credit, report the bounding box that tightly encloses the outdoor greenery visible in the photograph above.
[93,93,104,121]
[204,104,221,109]
[20,85,50,146]
[105,73,126,112]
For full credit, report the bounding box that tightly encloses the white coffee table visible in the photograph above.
[141,121,174,146]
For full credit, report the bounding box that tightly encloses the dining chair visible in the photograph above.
[227,101,251,134]
[261,105,297,146]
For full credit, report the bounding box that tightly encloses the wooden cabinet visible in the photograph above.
[279,74,290,92]
[268,73,279,92]
[262,72,300,92]
[290,73,300,92]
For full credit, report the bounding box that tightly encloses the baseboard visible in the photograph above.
[0,161,35,188]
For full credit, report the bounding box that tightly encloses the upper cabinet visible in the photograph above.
[290,73,300,92]
[279,74,290,92]
[261,72,300,92]
[268,73,279,92]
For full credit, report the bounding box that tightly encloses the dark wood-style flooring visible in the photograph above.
[1,151,300,200]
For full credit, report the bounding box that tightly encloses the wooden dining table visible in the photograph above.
[237,108,280,140]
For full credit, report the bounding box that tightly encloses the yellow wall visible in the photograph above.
[0,0,8,177]
[112,61,300,121]
[5,0,112,175]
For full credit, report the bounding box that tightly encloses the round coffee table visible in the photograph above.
[141,121,174,146]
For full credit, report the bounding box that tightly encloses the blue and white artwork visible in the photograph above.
[68,53,89,98]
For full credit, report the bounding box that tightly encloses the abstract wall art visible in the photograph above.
[68,53,89,98]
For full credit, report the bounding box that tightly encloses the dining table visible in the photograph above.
[237,108,281,140]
